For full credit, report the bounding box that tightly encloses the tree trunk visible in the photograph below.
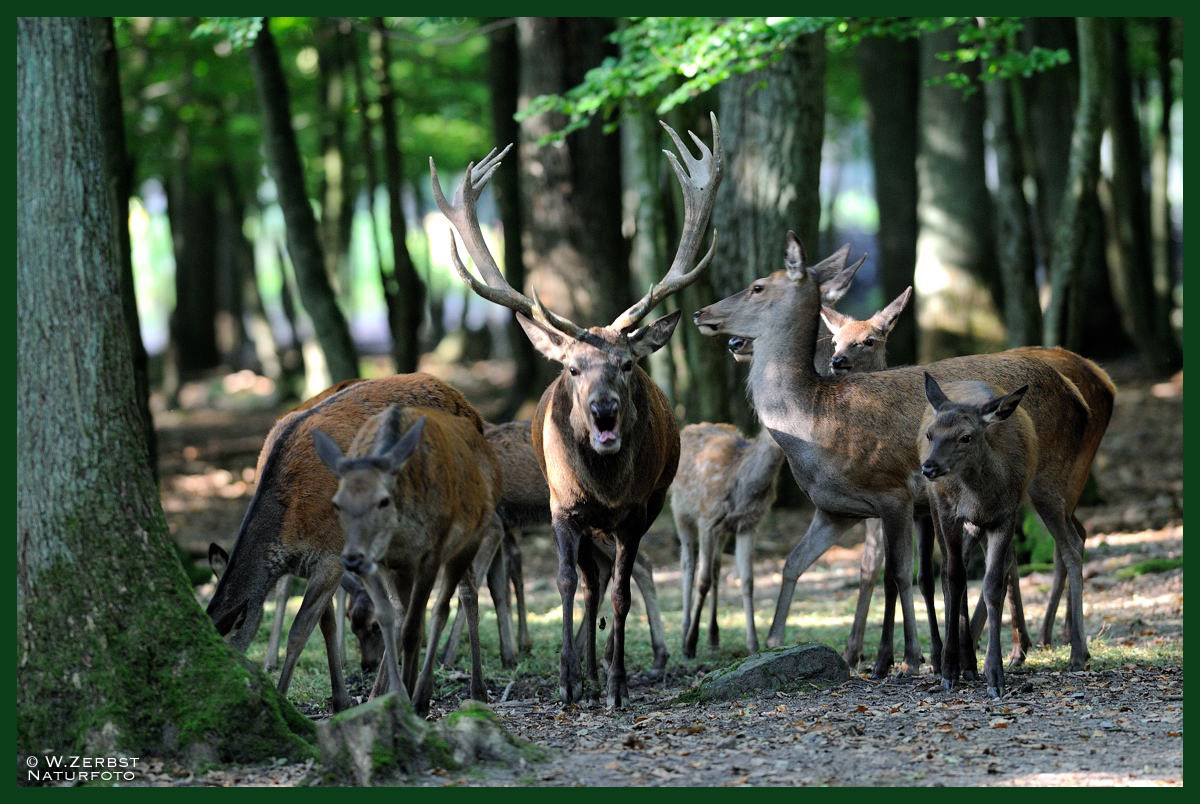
[516,17,627,387]
[1102,18,1180,371]
[1044,18,1106,349]
[17,16,314,765]
[489,20,539,419]
[915,26,1004,361]
[857,34,920,365]
[317,18,357,295]
[981,27,1042,347]
[1150,19,1179,364]
[168,173,221,375]
[371,17,425,374]
[249,19,358,383]
[90,17,156,472]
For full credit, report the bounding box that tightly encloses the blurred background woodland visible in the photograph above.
[108,16,1182,440]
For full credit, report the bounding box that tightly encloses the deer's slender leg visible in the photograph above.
[685,523,716,658]
[630,552,669,677]
[875,501,922,678]
[413,550,473,716]
[577,537,602,694]
[981,522,1014,697]
[264,574,290,672]
[459,565,487,703]
[607,529,642,709]
[504,528,532,655]
[362,568,408,702]
[554,517,583,704]
[915,515,942,676]
[735,528,758,655]
[845,520,884,669]
[1030,491,1090,669]
[677,513,697,653]
[767,509,858,648]
[707,535,724,650]
[318,591,351,712]
[277,558,345,706]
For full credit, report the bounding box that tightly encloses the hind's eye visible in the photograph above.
[751,284,764,294]
[959,434,972,444]
[378,498,390,509]
[863,337,875,347]
[568,366,580,377]
[622,360,633,372]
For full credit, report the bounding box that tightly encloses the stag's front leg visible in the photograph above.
[577,538,602,696]
[607,531,643,709]
[553,517,583,704]
[362,569,409,703]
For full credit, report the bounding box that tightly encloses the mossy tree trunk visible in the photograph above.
[17,17,314,765]
[249,18,358,383]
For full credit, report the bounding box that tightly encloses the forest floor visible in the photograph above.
[146,356,1182,787]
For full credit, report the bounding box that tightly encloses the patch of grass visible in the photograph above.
[1019,562,1056,576]
[1115,557,1183,580]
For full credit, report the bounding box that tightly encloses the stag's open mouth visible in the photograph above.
[590,411,621,454]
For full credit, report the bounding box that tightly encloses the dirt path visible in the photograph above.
[149,359,1181,787]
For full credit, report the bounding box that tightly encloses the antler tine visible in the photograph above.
[612,112,723,331]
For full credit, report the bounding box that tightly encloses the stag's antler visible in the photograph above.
[430,146,589,340]
[611,112,723,332]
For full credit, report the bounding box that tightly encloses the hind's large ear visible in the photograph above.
[981,385,1029,424]
[924,373,950,411]
[812,246,867,303]
[312,428,346,475]
[208,542,229,580]
[784,231,807,281]
[385,416,426,474]
[872,286,913,335]
[628,310,681,358]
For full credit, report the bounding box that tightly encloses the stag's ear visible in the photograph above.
[784,230,807,281]
[208,542,229,580]
[516,313,570,363]
[872,286,913,335]
[819,305,850,335]
[924,373,950,411]
[628,310,681,358]
[384,416,426,474]
[980,385,1029,424]
[312,428,346,475]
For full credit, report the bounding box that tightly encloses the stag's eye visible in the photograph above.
[621,360,633,372]
[378,498,390,509]
[959,434,972,444]
[568,366,580,377]
[751,284,765,294]
[863,336,875,347]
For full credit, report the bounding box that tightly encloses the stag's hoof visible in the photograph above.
[648,649,669,679]
[1006,653,1027,670]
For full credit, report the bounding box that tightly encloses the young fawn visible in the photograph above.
[919,374,1036,697]
[313,404,502,715]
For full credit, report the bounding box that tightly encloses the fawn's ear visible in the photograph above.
[924,372,950,411]
[820,305,851,335]
[384,416,426,474]
[208,543,229,580]
[628,310,681,359]
[312,428,346,475]
[981,385,1029,424]
[516,313,570,364]
[873,286,913,335]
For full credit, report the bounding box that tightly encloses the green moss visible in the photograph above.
[445,700,501,727]
[1115,557,1183,580]
[422,731,459,770]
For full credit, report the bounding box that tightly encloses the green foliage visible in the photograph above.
[1014,506,1057,566]
[1115,557,1183,580]
[520,16,1074,142]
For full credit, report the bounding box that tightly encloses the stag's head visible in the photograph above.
[311,409,426,574]
[820,286,912,375]
[919,374,1028,481]
[694,232,866,343]
[432,114,723,457]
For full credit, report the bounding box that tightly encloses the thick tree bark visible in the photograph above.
[317,18,357,294]
[17,16,314,765]
[90,17,156,471]
[249,19,358,383]
[371,17,426,374]
[1044,18,1106,349]
[516,17,627,387]
[981,29,1043,348]
[915,27,1004,361]
[857,34,920,366]
[168,173,220,375]
[1150,19,1180,366]
[489,21,539,419]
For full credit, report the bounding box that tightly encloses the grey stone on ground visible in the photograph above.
[317,695,544,786]
[692,643,849,702]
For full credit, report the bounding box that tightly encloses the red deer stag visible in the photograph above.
[430,114,722,707]
[695,233,1107,674]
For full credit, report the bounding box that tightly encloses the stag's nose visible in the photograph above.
[342,551,367,573]
[830,355,847,371]
[590,399,619,420]
[921,461,945,480]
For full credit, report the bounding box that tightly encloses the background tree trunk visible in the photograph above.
[371,17,425,374]
[17,16,314,763]
[167,172,220,375]
[516,17,627,387]
[914,26,1004,361]
[982,29,1043,347]
[317,18,356,295]
[249,19,358,383]
[489,20,539,420]
[1149,18,1180,367]
[857,34,920,366]
[1044,18,1106,349]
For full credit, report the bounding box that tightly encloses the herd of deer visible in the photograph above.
[205,112,1114,718]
